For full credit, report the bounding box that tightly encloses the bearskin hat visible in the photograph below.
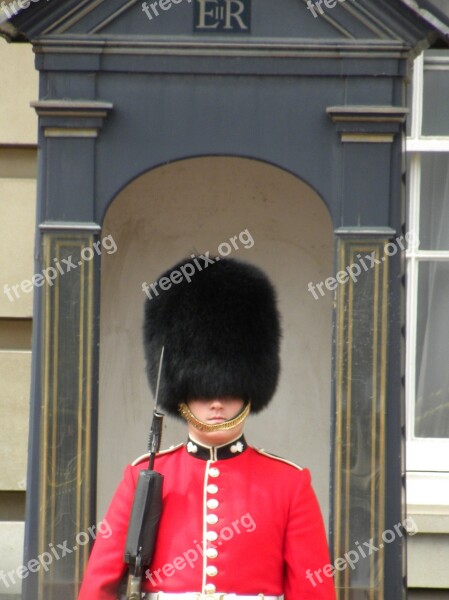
[143,256,281,417]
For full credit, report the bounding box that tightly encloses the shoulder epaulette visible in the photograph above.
[131,443,184,466]
[251,446,303,471]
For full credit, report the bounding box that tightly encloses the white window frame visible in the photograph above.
[406,52,449,481]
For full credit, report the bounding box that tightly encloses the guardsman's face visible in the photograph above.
[186,397,245,446]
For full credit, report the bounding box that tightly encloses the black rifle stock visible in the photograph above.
[124,411,164,600]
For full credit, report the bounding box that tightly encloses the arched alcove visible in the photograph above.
[98,156,333,526]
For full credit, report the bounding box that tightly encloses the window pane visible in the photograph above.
[419,153,449,250]
[422,51,449,136]
[415,261,449,438]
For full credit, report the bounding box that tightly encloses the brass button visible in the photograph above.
[209,467,220,478]
[204,583,216,594]
[207,499,219,509]
[206,565,218,577]
[206,548,218,559]
[206,531,218,541]
[207,484,218,494]
[206,514,218,525]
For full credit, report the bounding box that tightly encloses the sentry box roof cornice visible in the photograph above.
[1,0,449,56]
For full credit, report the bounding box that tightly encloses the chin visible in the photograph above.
[192,426,243,446]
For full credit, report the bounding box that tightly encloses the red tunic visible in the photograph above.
[78,436,335,599]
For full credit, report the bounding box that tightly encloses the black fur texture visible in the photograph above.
[143,256,281,417]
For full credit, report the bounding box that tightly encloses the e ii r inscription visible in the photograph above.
[194,0,251,33]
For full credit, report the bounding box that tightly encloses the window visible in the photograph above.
[406,51,449,475]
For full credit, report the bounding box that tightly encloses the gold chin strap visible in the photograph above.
[178,401,251,432]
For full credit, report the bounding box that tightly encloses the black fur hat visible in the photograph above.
[143,256,281,417]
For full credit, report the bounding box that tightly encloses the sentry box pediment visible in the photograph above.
[2,0,449,54]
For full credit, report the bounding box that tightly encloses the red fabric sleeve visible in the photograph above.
[283,468,336,600]
[77,465,136,600]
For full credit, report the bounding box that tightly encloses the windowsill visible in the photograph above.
[407,471,449,534]
[407,137,449,151]
[406,439,449,472]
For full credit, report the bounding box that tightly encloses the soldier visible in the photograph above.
[78,256,336,600]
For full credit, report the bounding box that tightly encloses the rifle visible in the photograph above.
[124,347,165,600]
